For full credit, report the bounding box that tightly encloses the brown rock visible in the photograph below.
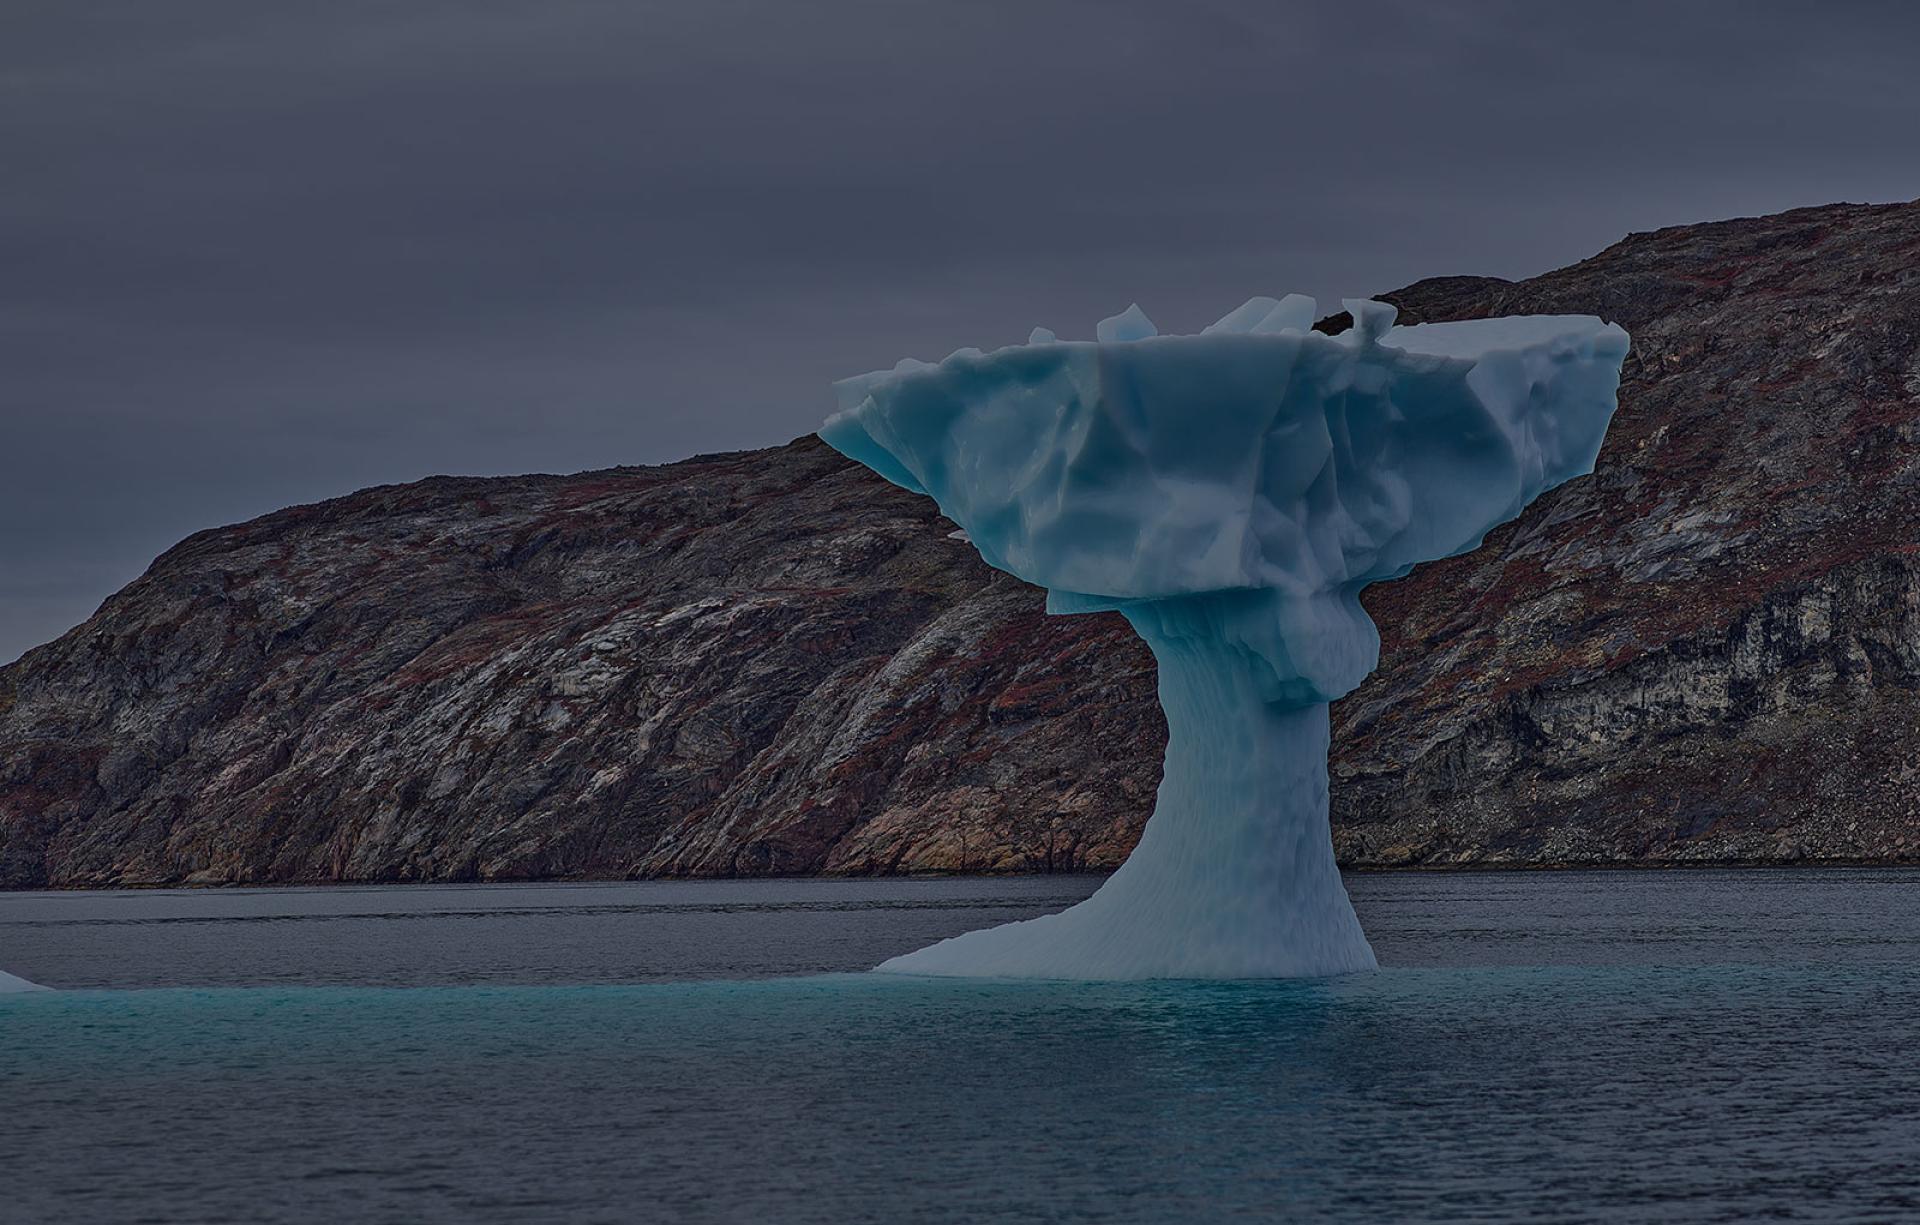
[3,199,1919,885]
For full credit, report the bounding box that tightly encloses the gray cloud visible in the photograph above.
[5,0,1918,660]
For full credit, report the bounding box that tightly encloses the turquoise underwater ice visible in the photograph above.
[823,296,1629,978]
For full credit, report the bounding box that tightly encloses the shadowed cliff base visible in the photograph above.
[4,199,1919,887]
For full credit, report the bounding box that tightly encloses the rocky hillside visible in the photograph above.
[1332,201,1920,867]
[0,444,1163,887]
[3,200,1918,886]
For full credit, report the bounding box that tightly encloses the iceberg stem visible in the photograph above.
[880,616,1375,979]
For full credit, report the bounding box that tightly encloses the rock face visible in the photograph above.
[3,199,1918,886]
[1331,201,1920,866]
[0,446,1161,887]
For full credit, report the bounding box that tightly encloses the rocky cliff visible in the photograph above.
[3,200,1917,886]
[1331,202,1920,866]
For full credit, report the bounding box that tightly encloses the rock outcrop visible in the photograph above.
[1331,201,1920,865]
[3,200,1917,885]
[0,444,1161,886]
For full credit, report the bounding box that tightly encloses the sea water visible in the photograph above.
[4,870,1918,1222]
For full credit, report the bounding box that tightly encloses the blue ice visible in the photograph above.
[1,968,45,993]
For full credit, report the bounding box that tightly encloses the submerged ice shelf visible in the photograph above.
[823,295,1628,979]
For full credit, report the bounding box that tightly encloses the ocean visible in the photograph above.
[4,869,1917,1222]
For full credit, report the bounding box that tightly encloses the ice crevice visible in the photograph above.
[822,295,1628,978]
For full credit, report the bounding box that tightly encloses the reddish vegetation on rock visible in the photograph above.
[2,200,1918,886]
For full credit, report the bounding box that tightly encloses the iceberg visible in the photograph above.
[824,296,1628,978]
[0,968,46,993]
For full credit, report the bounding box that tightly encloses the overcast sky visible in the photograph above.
[5,1,1918,662]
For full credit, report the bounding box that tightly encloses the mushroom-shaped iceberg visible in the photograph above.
[824,296,1628,978]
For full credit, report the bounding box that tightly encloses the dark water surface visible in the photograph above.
[4,869,1918,1222]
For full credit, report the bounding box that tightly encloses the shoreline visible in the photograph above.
[8,855,1920,892]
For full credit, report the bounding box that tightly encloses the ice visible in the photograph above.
[1095,303,1158,343]
[822,296,1628,978]
[0,968,46,993]
[1201,293,1317,336]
